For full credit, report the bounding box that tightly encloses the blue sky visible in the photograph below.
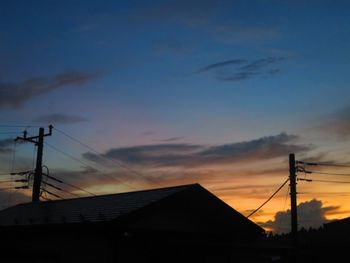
[1,0,350,232]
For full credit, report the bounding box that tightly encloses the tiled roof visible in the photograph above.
[0,184,196,226]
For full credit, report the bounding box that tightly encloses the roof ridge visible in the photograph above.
[1,183,200,210]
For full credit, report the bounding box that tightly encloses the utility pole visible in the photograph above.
[289,153,298,255]
[15,125,53,202]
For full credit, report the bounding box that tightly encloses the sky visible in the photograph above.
[1,0,350,233]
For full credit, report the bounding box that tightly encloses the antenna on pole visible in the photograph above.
[15,125,53,202]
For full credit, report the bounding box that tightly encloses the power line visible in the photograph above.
[298,178,350,184]
[0,171,38,176]
[60,181,96,196]
[299,192,350,196]
[41,189,63,199]
[247,178,290,218]
[45,174,95,196]
[297,161,350,168]
[42,166,94,197]
[304,171,350,176]
[42,181,63,191]
[57,187,81,198]
[54,127,154,186]
[0,180,27,184]
[275,185,290,234]
[42,180,81,198]
[0,180,14,184]
[30,130,120,198]
[45,141,93,168]
[45,141,135,189]
[0,186,29,191]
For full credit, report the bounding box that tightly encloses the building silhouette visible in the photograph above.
[0,183,265,263]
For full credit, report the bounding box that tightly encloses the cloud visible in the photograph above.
[155,136,186,142]
[198,57,285,81]
[260,199,339,233]
[211,24,280,43]
[220,71,257,81]
[83,143,203,167]
[198,59,247,73]
[83,133,310,168]
[296,152,341,167]
[239,57,285,71]
[317,106,350,138]
[30,134,309,200]
[0,70,98,109]
[33,113,88,125]
[195,133,308,164]
[47,166,101,187]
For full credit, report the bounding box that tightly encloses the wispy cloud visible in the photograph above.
[40,133,310,195]
[33,113,88,125]
[155,136,186,142]
[198,59,247,73]
[25,133,311,203]
[83,143,203,167]
[316,106,350,138]
[0,70,99,109]
[83,133,310,168]
[260,199,339,233]
[211,24,280,43]
[199,57,285,81]
[240,57,285,71]
[48,166,102,188]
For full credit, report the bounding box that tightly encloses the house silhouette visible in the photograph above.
[0,183,265,263]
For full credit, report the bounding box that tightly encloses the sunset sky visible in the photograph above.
[1,0,350,233]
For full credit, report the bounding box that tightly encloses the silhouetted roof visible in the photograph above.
[0,183,264,238]
[0,184,195,226]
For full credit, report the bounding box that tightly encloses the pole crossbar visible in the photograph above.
[15,125,53,202]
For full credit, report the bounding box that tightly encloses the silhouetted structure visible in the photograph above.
[265,217,350,263]
[0,184,265,263]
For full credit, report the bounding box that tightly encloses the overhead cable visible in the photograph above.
[247,178,290,218]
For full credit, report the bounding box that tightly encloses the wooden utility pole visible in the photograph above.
[16,125,53,202]
[289,153,298,247]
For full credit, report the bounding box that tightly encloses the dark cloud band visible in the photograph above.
[199,57,285,81]
[0,71,98,109]
[83,132,310,167]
